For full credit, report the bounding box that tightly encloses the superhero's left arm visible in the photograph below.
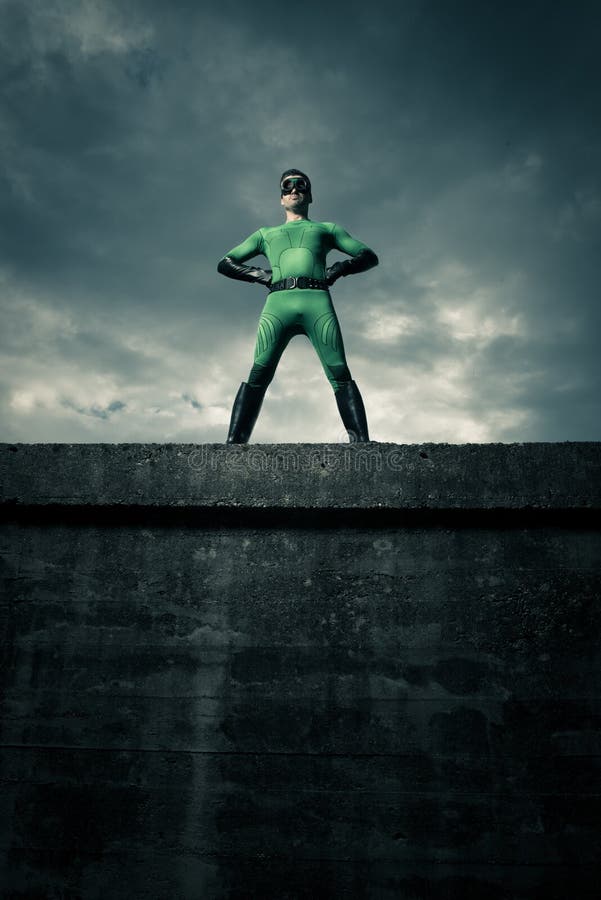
[326,225,378,285]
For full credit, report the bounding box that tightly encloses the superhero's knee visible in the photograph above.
[248,361,275,388]
[328,365,351,391]
[326,364,352,392]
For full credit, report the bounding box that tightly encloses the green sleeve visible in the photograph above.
[331,224,372,258]
[222,229,264,262]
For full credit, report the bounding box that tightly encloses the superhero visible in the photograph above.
[218,169,378,442]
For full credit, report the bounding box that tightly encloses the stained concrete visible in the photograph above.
[1,443,600,899]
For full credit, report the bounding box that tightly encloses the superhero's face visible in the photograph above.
[280,176,311,211]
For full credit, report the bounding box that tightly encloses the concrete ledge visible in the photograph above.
[1,442,600,512]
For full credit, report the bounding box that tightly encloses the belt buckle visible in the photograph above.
[285,276,298,290]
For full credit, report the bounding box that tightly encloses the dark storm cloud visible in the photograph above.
[61,397,126,419]
[1,0,599,442]
[182,393,202,411]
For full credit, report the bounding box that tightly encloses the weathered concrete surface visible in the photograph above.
[1,444,600,899]
[1,441,600,509]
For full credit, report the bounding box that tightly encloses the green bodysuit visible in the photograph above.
[222,220,375,392]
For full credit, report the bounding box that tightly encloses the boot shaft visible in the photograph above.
[335,380,370,442]
[227,382,266,444]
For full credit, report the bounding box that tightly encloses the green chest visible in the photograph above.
[263,224,331,278]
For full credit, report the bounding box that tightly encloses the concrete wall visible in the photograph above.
[1,443,600,899]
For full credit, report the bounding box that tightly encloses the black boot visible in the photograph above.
[335,380,370,442]
[226,382,266,444]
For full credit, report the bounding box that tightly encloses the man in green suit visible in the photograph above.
[218,169,378,443]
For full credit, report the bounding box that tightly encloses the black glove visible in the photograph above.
[325,261,349,286]
[326,248,378,286]
[217,256,272,287]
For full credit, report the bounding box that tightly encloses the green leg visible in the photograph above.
[303,291,370,440]
[228,301,294,443]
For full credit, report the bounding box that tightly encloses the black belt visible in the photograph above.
[269,276,329,292]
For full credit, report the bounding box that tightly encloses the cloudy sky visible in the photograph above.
[1,0,599,444]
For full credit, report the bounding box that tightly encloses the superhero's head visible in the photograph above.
[280,169,312,204]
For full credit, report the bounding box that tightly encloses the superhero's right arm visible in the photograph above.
[217,229,272,286]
